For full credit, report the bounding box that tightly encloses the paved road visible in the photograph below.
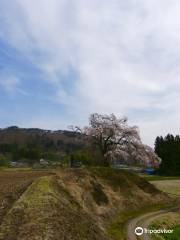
[126,206,180,240]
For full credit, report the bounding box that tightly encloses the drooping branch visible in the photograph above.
[70,113,161,167]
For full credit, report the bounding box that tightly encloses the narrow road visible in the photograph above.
[126,206,180,240]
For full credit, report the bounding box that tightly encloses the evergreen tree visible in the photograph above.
[155,134,180,175]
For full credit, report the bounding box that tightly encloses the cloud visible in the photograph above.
[1,0,180,145]
[0,72,28,95]
[0,75,19,92]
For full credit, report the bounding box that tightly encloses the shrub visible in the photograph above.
[0,154,10,167]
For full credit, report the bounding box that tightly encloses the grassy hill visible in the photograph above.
[0,168,171,240]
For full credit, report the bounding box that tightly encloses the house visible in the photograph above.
[39,159,49,166]
[10,161,28,168]
[10,161,18,167]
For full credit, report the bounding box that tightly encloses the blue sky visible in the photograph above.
[0,0,180,146]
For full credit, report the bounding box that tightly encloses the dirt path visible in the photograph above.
[126,206,180,240]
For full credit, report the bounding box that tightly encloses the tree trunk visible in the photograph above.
[103,155,110,167]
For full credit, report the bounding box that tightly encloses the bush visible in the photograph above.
[72,150,92,165]
[0,154,10,167]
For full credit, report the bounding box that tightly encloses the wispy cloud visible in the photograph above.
[0,75,19,92]
[0,72,28,95]
[0,0,180,145]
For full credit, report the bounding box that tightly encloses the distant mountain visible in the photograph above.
[0,126,86,154]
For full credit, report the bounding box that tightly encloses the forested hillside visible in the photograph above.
[0,126,94,165]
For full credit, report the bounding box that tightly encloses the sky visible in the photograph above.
[0,0,180,146]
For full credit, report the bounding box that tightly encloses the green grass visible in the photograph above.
[162,225,180,240]
[0,167,32,171]
[106,204,168,240]
[151,227,180,240]
[149,209,180,240]
[150,180,180,196]
[140,174,180,181]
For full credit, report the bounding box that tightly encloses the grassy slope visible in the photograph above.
[86,168,171,240]
[164,225,180,240]
[0,168,171,240]
[150,211,180,240]
[90,168,162,194]
[0,175,108,240]
[142,177,180,240]
[107,204,169,240]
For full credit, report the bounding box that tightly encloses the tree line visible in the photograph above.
[0,113,165,169]
[155,134,180,176]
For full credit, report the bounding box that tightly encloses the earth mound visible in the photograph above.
[0,168,170,240]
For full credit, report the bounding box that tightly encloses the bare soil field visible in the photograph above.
[0,170,51,224]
